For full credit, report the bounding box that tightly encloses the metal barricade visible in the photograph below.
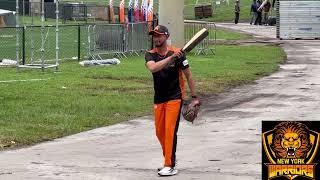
[184,20,216,55]
[127,22,151,56]
[87,23,127,60]
[87,22,152,60]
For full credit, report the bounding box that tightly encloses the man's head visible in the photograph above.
[149,25,170,48]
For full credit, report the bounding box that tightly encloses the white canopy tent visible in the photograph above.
[0,9,16,27]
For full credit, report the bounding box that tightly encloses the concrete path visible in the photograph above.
[215,23,277,39]
[1,23,320,180]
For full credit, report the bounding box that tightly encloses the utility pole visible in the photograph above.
[159,0,184,47]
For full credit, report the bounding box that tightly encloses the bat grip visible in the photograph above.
[171,50,185,61]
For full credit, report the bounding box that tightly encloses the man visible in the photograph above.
[145,25,200,176]
[255,0,262,25]
[234,0,240,24]
[258,0,271,25]
[250,0,258,25]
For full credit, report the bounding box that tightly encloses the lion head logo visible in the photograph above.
[270,122,312,159]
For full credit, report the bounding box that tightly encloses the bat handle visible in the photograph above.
[171,50,185,61]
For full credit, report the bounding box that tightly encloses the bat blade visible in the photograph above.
[182,28,209,53]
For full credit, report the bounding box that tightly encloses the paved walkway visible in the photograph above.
[0,23,320,180]
[215,23,277,39]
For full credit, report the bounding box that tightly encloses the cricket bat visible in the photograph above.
[182,28,209,53]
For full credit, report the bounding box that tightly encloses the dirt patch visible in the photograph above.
[86,86,153,94]
[88,75,152,85]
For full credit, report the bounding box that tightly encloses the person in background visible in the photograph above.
[234,0,240,24]
[255,0,262,25]
[250,0,258,25]
[258,0,272,25]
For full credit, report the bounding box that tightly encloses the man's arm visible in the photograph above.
[146,56,173,73]
[182,68,196,97]
[145,51,183,73]
[183,68,200,105]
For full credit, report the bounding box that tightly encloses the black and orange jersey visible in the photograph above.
[145,46,189,104]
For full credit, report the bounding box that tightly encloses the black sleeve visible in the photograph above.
[178,53,189,70]
[145,52,154,63]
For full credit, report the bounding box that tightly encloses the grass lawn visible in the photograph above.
[210,0,254,22]
[0,44,286,149]
[215,28,252,40]
[186,0,255,22]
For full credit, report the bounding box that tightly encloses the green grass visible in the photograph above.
[19,16,63,26]
[0,44,286,149]
[185,0,254,22]
[213,0,253,22]
[215,28,252,40]
[210,28,252,40]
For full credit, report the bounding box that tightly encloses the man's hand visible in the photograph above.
[189,98,201,108]
[171,50,184,59]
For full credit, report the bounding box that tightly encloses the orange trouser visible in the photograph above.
[154,99,182,167]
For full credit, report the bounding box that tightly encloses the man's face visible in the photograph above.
[153,34,168,47]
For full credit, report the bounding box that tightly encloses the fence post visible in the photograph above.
[108,5,111,24]
[22,26,26,65]
[63,5,66,23]
[78,24,81,61]
[85,5,87,23]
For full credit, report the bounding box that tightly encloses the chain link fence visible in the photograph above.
[0,27,23,61]
[0,25,83,64]
[0,0,216,64]
[1,19,218,65]
[0,21,155,64]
